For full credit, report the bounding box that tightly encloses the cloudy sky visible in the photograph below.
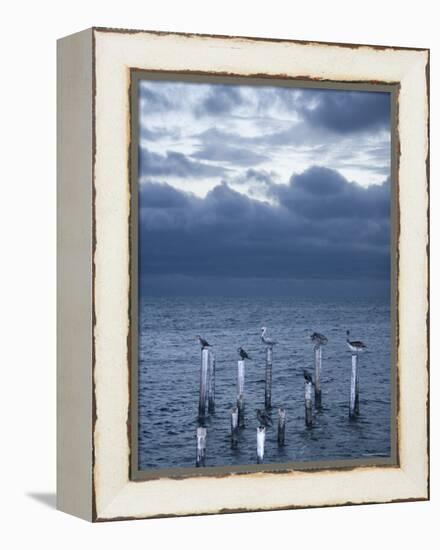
[138,79,391,299]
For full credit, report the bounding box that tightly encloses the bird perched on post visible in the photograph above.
[261,327,277,347]
[256,409,273,427]
[303,370,314,384]
[237,347,251,361]
[346,330,367,354]
[310,332,328,349]
[196,335,211,349]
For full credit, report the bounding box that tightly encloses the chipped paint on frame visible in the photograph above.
[91,27,429,522]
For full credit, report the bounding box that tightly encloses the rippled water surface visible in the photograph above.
[138,297,392,470]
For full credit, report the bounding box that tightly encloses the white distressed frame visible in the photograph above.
[60,28,429,521]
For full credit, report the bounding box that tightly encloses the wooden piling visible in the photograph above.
[257,426,266,463]
[305,380,313,427]
[314,345,322,408]
[237,359,245,397]
[207,351,216,413]
[355,363,360,415]
[198,348,209,417]
[277,408,286,447]
[196,426,207,467]
[265,346,273,409]
[230,407,239,449]
[237,393,245,428]
[349,354,359,418]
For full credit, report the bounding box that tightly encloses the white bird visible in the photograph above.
[346,330,367,353]
[261,327,277,347]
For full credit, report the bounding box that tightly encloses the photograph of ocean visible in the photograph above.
[136,77,392,470]
[138,296,391,469]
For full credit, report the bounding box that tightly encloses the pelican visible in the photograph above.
[310,332,328,349]
[303,370,314,384]
[346,330,367,353]
[237,347,251,360]
[256,409,272,427]
[196,335,211,349]
[261,327,277,347]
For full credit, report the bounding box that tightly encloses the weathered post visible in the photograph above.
[198,348,209,417]
[237,360,245,396]
[355,363,360,415]
[237,393,245,428]
[207,351,216,413]
[277,408,286,447]
[257,426,266,463]
[305,380,313,427]
[314,345,322,408]
[265,346,273,409]
[230,407,239,449]
[349,354,359,418]
[196,426,207,467]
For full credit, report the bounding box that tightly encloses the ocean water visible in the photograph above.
[138,296,392,470]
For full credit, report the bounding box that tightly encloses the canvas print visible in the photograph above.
[135,77,394,471]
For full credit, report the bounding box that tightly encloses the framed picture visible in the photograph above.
[57,27,429,521]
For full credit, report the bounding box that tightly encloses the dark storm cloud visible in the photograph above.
[197,85,244,115]
[139,148,227,179]
[271,166,390,221]
[139,166,390,286]
[298,89,391,134]
[140,179,192,209]
[137,81,391,297]
[244,89,391,144]
[248,86,390,135]
[240,169,279,186]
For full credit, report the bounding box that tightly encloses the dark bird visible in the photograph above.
[303,370,314,384]
[196,335,211,349]
[311,332,328,348]
[346,330,367,353]
[237,347,251,360]
[261,326,277,347]
[256,409,273,427]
